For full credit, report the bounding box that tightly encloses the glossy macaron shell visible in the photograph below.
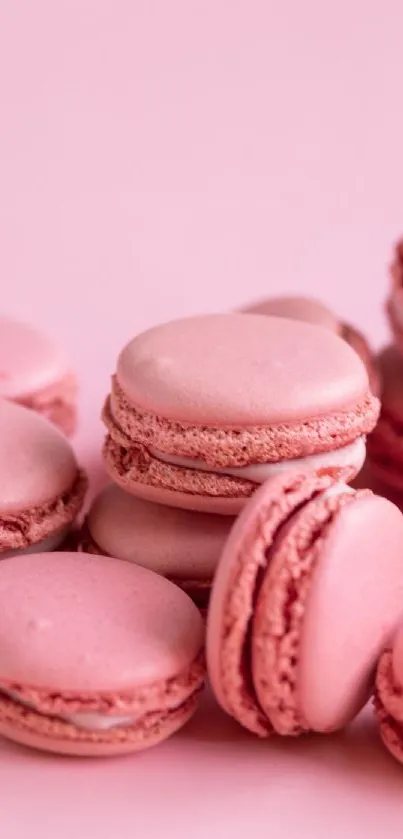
[86,484,232,581]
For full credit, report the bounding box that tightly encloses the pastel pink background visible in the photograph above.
[1,1,403,836]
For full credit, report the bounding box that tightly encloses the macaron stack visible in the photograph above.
[96,312,378,609]
[366,239,403,497]
[0,290,402,765]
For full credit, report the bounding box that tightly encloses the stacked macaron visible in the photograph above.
[366,240,403,495]
[95,312,378,608]
[0,297,400,763]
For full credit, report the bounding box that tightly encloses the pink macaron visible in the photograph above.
[0,399,87,557]
[242,295,380,396]
[0,552,205,756]
[387,238,403,350]
[0,316,77,436]
[102,314,379,515]
[206,469,403,736]
[367,345,403,490]
[81,483,233,609]
[374,623,403,765]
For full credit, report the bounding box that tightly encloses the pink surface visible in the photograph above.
[1,0,403,835]
[117,314,368,423]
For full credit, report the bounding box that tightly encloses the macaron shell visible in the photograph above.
[117,314,369,425]
[0,400,79,512]
[102,444,252,515]
[17,372,78,437]
[206,470,346,735]
[241,295,340,331]
[0,552,204,692]
[0,317,69,399]
[297,494,403,731]
[87,484,233,578]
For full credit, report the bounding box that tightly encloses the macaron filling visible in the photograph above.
[0,689,137,730]
[149,437,366,484]
[0,649,205,741]
[2,525,71,559]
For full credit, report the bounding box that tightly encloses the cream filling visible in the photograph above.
[1,688,136,731]
[149,437,366,483]
[1,526,71,560]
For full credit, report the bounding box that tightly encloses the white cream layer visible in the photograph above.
[1,526,71,560]
[2,688,136,731]
[150,437,366,483]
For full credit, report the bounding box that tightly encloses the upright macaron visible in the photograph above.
[0,552,205,755]
[81,484,233,609]
[374,623,403,765]
[242,295,380,396]
[367,345,403,490]
[0,316,77,435]
[0,399,87,557]
[102,314,379,515]
[206,470,403,736]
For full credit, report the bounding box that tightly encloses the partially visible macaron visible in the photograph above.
[387,239,403,351]
[0,400,87,557]
[374,624,403,765]
[0,316,77,436]
[367,345,403,490]
[242,295,380,396]
[0,552,205,756]
[81,484,233,609]
[207,470,403,737]
[102,314,379,515]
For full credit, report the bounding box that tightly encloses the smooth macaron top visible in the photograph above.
[117,314,369,426]
[87,484,232,580]
[0,400,79,512]
[0,317,69,398]
[0,552,204,692]
[242,295,340,332]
